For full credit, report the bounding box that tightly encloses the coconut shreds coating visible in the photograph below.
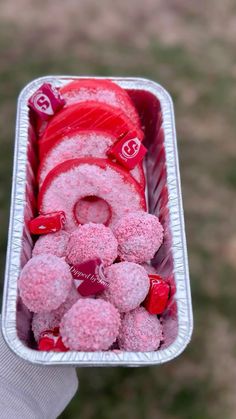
[60,298,121,351]
[32,284,80,341]
[118,307,163,351]
[66,223,118,267]
[102,262,150,312]
[18,255,73,313]
[32,230,69,258]
[113,211,164,263]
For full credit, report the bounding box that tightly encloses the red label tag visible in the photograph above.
[143,274,170,315]
[28,83,65,121]
[38,328,68,352]
[69,258,108,296]
[29,211,66,235]
[108,133,147,170]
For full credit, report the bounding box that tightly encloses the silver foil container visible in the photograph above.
[2,76,193,366]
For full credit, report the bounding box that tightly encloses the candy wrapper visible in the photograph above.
[2,77,193,366]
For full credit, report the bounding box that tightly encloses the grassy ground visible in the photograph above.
[1,1,236,418]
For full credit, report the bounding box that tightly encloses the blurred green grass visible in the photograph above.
[1,2,236,418]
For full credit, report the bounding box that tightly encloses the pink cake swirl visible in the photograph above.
[38,130,145,188]
[38,158,146,231]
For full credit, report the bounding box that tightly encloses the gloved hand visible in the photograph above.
[0,316,78,419]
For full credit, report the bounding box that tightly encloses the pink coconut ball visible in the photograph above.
[113,211,164,263]
[32,284,81,341]
[60,298,121,351]
[19,254,73,313]
[66,223,118,267]
[32,230,69,258]
[103,262,149,313]
[118,306,162,351]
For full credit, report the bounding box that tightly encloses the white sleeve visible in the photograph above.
[0,322,78,419]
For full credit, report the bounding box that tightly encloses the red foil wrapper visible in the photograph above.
[144,274,170,315]
[29,211,66,234]
[38,328,68,352]
[108,134,147,170]
[28,83,65,121]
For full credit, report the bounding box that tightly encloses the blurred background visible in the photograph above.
[1,1,236,418]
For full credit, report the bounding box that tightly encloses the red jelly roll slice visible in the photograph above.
[39,101,144,160]
[38,129,145,189]
[38,158,146,232]
[60,79,141,129]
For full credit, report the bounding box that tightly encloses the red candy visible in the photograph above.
[70,259,108,296]
[28,83,65,121]
[38,328,68,352]
[108,133,147,170]
[144,274,170,315]
[29,211,66,234]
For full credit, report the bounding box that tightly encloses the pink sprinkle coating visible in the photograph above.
[38,131,143,187]
[102,262,149,312]
[19,254,72,313]
[60,298,121,351]
[32,230,69,258]
[113,211,164,263]
[118,306,163,351]
[32,284,80,341]
[66,223,118,267]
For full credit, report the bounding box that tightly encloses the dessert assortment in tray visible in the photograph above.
[2,76,193,366]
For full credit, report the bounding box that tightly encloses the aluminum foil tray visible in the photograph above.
[2,76,193,366]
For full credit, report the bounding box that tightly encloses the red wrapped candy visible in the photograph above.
[28,83,65,121]
[29,211,66,235]
[144,274,170,315]
[108,133,147,170]
[38,328,68,352]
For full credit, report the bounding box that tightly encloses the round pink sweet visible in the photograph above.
[118,307,162,351]
[19,255,72,313]
[60,298,121,351]
[113,211,164,263]
[66,223,118,267]
[103,262,149,312]
[32,230,69,258]
[32,284,80,341]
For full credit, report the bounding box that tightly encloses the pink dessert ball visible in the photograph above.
[102,262,149,312]
[118,306,162,351]
[32,284,80,341]
[32,230,69,258]
[113,211,164,263]
[19,254,72,313]
[66,223,118,267]
[60,298,120,351]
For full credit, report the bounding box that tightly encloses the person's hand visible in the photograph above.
[0,316,78,419]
